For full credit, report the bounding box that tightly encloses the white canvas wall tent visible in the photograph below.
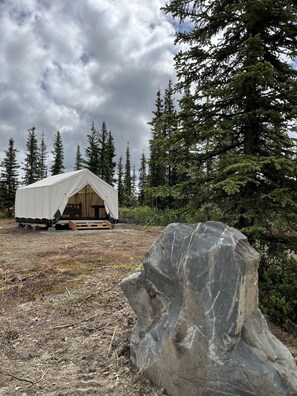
[15,169,118,228]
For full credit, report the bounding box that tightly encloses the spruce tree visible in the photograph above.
[85,122,100,175]
[0,138,19,215]
[98,121,108,179]
[147,89,166,208]
[163,0,297,241]
[123,143,132,206]
[22,127,40,185]
[167,85,206,211]
[98,121,116,184]
[117,156,124,206]
[147,83,179,208]
[50,130,65,175]
[138,151,148,205]
[163,80,178,189]
[39,132,48,179]
[74,145,84,170]
[131,165,137,207]
[105,131,116,186]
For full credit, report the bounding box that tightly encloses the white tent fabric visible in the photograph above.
[15,169,118,222]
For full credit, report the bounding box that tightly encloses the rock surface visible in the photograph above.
[120,222,297,396]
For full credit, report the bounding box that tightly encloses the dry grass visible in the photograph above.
[0,219,167,395]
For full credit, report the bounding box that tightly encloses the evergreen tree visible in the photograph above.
[163,80,178,189]
[131,165,137,206]
[166,85,205,211]
[138,151,148,205]
[74,145,84,170]
[50,130,65,175]
[98,121,108,179]
[147,89,166,208]
[163,0,297,240]
[84,121,116,182]
[22,127,40,185]
[98,121,116,184]
[0,138,19,215]
[39,132,48,179]
[85,122,100,175]
[147,83,179,208]
[117,156,124,206]
[105,131,116,185]
[123,143,132,206]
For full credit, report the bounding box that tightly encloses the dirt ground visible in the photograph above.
[0,218,296,396]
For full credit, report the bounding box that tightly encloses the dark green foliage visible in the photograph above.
[0,138,19,215]
[50,131,65,175]
[85,121,116,184]
[85,122,99,175]
[162,0,297,234]
[131,166,137,206]
[147,82,179,209]
[163,80,178,190]
[22,127,40,185]
[138,151,148,205]
[98,121,108,179]
[123,143,133,206]
[74,145,84,170]
[38,133,48,179]
[117,156,124,205]
[147,89,166,208]
[259,250,297,332]
[103,130,116,185]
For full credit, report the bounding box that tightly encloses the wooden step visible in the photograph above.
[68,220,112,231]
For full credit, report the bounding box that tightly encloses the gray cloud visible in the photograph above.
[0,0,175,174]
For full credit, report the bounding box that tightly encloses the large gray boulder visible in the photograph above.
[120,222,297,396]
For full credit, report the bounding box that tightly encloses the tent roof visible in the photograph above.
[15,169,118,222]
[18,170,103,189]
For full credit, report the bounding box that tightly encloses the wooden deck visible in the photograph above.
[68,220,113,231]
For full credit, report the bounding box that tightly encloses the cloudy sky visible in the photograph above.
[0,0,176,173]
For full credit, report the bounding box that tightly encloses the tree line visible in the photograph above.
[0,121,145,213]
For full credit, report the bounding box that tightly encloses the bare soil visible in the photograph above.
[0,218,296,396]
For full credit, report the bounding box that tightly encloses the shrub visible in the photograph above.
[259,250,297,332]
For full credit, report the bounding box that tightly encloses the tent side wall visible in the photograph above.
[15,186,55,223]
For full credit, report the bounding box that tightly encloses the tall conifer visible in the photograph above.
[147,89,166,208]
[123,143,132,206]
[39,132,48,179]
[117,156,124,206]
[50,131,65,175]
[74,145,84,170]
[98,121,108,179]
[163,80,178,188]
[0,138,19,215]
[22,127,40,185]
[105,131,116,186]
[85,122,100,175]
[138,151,147,205]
